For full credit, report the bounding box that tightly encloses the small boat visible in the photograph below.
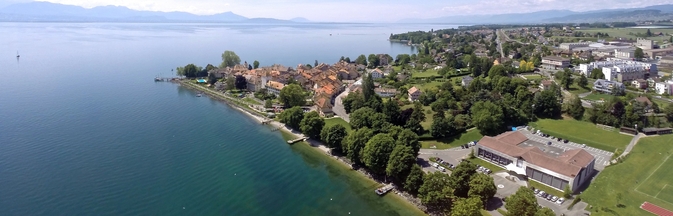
[154,77,162,82]
[375,184,394,196]
[196,93,202,97]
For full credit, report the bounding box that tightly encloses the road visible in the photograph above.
[496,29,505,58]
[333,88,350,122]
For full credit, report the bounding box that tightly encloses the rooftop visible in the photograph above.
[543,56,569,62]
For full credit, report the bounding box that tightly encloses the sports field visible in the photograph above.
[582,135,673,215]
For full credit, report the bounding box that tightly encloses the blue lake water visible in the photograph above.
[0,22,455,216]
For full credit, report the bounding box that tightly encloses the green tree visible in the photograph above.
[225,75,235,91]
[488,64,507,78]
[184,64,199,78]
[234,75,247,90]
[355,54,368,65]
[349,107,377,130]
[418,172,454,213]
[664,104,673,122]
[534,89,562,118]
[505,187,539,216]
[404,164,424,194]
[253,60,260,69]
[279,84,305,108]
[431,113,454,139]
[534,207,555,216]
[278,106,305,130]
[563,185,572,199]
[635,47,644,59]
[577,73,588,89]
[320,124,348,153]
[405,102,426,135]
[175,66,185,77]
[470,101,504,136]
[567,96,585,120]
[362,134,396,174]
[590,68,605,79]
[557,69,574,90]
[449,162,478,198]
[314,60,319,67]
[220,50,241,68]
[368,54,380,68]
[344,57,351,63]
[383,99,402,125]
[386,145,416,181]
[451,197,484,216]
[342,92,365,113]
[362,73,376,101]
[300,111,325,139]
[647,28,653,37]
[264,99,273,108]
[468,173,497,206]
[342,128,374,164]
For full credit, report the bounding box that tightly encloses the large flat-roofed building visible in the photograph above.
[476,131,595,192]
[636,38,654,50]
[541,56,570,70]
[559,42,591,51]
[578,58,657,82]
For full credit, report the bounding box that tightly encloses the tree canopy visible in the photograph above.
[220,50,241,68]
[468,173,497,206]
[451,197,484,216]
[419,171,454,213]
[404,164,425,195]
[470,101,504,136]
[300,111,324,139]
[355,54,367,65]
[278,106,305,130]
[566,95,585,120]
[505,187,539,216]
[235,75,247,90]
[279,84,305,108]
[362,134,396,174]
[449,162,478,198]
[386,145,417,182]
[342,128,374,164]
[320,124,348,153]
[253,60,260,69]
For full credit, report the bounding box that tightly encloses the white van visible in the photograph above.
[432,163,439,168]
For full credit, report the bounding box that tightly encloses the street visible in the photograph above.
[333,88,350,122]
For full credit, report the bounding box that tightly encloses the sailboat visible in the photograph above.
[16,51,20,59]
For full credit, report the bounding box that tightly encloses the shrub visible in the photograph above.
[567,195,582,210]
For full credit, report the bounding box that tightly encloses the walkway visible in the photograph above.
[612,133,644,163]
[333,88,350,122]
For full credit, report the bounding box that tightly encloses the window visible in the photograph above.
[516,159,523,168]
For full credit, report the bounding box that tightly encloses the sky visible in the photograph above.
[2,0,673,22]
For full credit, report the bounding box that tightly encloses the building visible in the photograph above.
[636,38,654,50]
[374,88,398,98]
[540,80,553,91]
[631,79,648,89]
[559,42,591,51]
[614,48,635,60]
[634,96,654,111]
[370,69,384,79]
[578,58,657,82]
[265,81,285,96]
[314,94,333,117]
[541,56,570,70]
[660,56,673,65]
[461,76,474,87]
[655,80,673,95]
[408,86,422,102]
[476,131,595,192]
[593,79,625,94]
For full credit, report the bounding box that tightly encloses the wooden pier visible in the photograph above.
[154,77,177,82]
[287,136,307,144]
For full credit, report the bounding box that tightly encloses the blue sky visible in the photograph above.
[3,0,673,22]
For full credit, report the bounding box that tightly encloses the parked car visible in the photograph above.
[556,198,565,205]
[557,137,563,142]
[546,194,553,200]
[439,167,446,172]
[461,145,466,149]
[551,196,559,202]
[537,191,546,197]
[547,141,552,145]
[432,163,439,168]
[484,169,491,174]
[563,139,569,143]
[534,189,540,194]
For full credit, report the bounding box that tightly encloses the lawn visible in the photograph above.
[402,104,435,131]
[411,69,439,78]
[468,157,505,173]
[324,117,352,133]
[582,93,616,102]
[528,119,632,152]
[582,135,673,215]
[523,74,544,81]
[242,97,262,105]
[567,81,593,95]
[528,180,564,198]
[420,129,484,149]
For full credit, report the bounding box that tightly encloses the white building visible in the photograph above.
[374,88,398,98]
[614,48,635,60]
[655,80,673,95]
[578,58,657,82]
[370,69,384,79]
[265,81,286,96]
[559,42,591,51]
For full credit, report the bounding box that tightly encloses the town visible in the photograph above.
[174,22,673,216]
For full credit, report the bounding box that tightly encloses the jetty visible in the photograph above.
[287,136,307,144]
[375,184,395,196]
[154,77,176,82]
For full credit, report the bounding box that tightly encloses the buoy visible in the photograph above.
[183,207,185,209]
[330,198,332,200]
[235,173,237,175]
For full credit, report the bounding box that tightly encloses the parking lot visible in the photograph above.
[418,147,473,173]
[518,129,613,170]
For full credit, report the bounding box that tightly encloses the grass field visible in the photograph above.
[529,119,632,152]
[411,69,439,78]
[242,97,262,105]
[523,74,544,81]
[402,104,435,130]
[582,135,673,215]
[420,129,483,149]
[576,28,673,44]
[583,93,615,102]
[567,82,593,95]
[324,117,352,133]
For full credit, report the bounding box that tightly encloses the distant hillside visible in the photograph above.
[399,4,673,24]
[0,2,300,23]
[290,17,311,23]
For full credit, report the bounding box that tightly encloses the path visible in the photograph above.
[612,133,644,163]
[333,88,350,122]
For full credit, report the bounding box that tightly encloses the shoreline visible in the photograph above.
[177,80,428,215]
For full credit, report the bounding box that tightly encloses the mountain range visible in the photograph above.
[0,2,309,23]
[399,4,673,24]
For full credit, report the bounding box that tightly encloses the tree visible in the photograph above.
[253,60,260,69]
[362,73,376,101]
[235,75,247,90]
[349,107,377,130]
[386,145,416,181]
[207,71,218,85]
[534,89,562,118]
[300,111,325,139]
[278,106,305,130]
[431,115,453,139]
[342,128,374,164]
[451,197,483,216]
[534,208,555,216]
[665,104,673,122]
[355,54,368,65]
[635,47,644,60]
[563,185,572,199]
[488,65,507,78]
[468,173,497,206]
[567,96,585,120]
[344,57,351,63]
[405,102,426,135]
[383,99,402,125]
[505,187,539,216]
[279,84,305,108]
[362,134,396,174]
[264,99,273,108]
[470,101,504,136]
[557,69,574,90]
[418,172,454,213]
[647,28,653,37]
[220,50,241,68]
[577,73,588,89]
[225,75,235,91]
[320,124,348,153]
[183,64,199,78]
[590,68,605,79]
[449,162,478,198]
[404,164,424,194]
[368,54,380,68]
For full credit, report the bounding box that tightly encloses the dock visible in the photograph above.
[375,184,395,196]
[287,136,307,144]
[154,77,177,82]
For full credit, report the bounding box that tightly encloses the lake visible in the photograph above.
[0,22,455,216]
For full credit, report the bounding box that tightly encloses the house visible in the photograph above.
[655,81,673,95]
[593,79,625,94]
[314,94,333,117]
[370,69,384,79]
[634,96,653,111]
[408,86,422,102]
[631,79,648,89]
[375,88,398,98]
[476,131,595,192]
[541,56,570,70]
[265,81,285,96]
[512,61,520,69]
[539,80,553,91]
[461,76,474,87]
[245,75,263,92]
